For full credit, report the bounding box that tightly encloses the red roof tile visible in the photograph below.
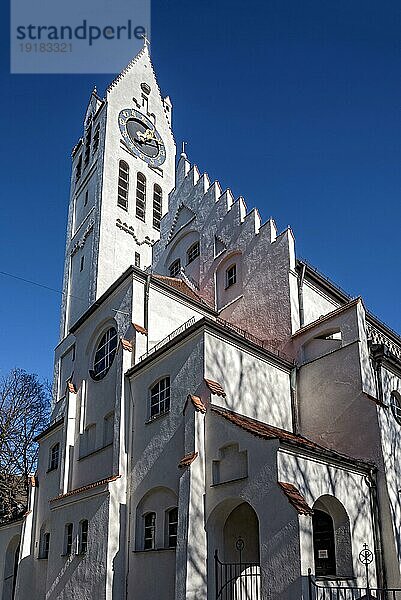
[205,379,226,397]
[153,274,212,307]
[211,405,329,454]
[186,394,206,414]
[133,323,147,335]
[278,482,313,515]
[67,380,77,394]
[121,338,133,352]
[178,451,198,468]
[50,475,120,502]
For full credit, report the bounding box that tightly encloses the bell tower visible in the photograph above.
[60,42,176,338]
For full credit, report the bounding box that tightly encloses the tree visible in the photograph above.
[0,368,50,523]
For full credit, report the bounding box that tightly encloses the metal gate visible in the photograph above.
[308,571,401,600]
[214,538,261,600]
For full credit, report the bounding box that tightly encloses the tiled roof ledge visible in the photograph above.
[204,378,226,397]
[178,452,198,468]
[278,482,313,515]
[184,394,206,414]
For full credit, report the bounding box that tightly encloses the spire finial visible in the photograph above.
[181,141,188,158]
[92,85,97,95]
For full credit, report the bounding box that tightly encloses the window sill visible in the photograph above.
[47,466,58,474]
[145,411,170,425]
[136,216,146,223]
[315,576,356,582]
[78,442,113,461]
[117,205,128,212]
[133,548,176,554]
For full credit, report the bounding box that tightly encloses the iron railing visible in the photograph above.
[308,571,401,600]
[215,550,261,600]
[138,317,196,362]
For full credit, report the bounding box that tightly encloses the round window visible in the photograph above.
[390,392,401,425]
[91,327,118,380]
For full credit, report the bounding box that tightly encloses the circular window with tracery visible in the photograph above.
[90,327,118,381]
[390,391,401,425]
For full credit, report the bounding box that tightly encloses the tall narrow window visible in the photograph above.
[117,160,129,210]
[167,508,178,548]
[313,510,336,576]
[144,513,156,550]
[103,412,114,447]
[78,520,88,554]
[39,531,50,559]
[80,256,84,272]
[84,122,92,167]
[186,242,200,264]
[169,259,181,278]
[134,252,141,268]
[48,443,60,471]
[150,377,170,418]
[75,155,82,183]
[64,523,73,556]
[153,184,162,230]
[225,264,237,288]
[92,124,100,153]
[136,172,146,221]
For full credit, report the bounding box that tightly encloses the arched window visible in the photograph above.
[78,520,88,554]
[136,172,146,221]
[312,510,336,576]
[117,160,129,210]
[39,530,50,559]
[166,507,178,548]
[90,327,118,380]
[153,184,162,230]
[48,443,60,471]
[63,523,73,556]
[312,496,353,578]
[150,377,170,419]
[169,259,181,278]
[144,512,156,550]
[390,391,401,424]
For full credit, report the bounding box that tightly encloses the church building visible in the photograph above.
[0,41,400,600]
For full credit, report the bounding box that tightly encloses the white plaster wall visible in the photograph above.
[376,365,401,585]
[205,411,302,600]
[127,332,205,600]
[278,450,376,585]
[302,280,340,326]
[204,330,293,429]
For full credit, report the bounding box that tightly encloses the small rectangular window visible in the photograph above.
[64,523,73,556]
[78,520,88,554]
[135,252,141,268]
[40,532,50,559]
[144,513,155,550]
[225,264,237,288]
[167,508,178,548]
[84,190,88,206]
[92,124,100,154]
[169,259,181,278]
[49,443,60,471]
[150,377,170,418]
[80,256,85,272]
[142,95,148,113]
[186,242,200,265]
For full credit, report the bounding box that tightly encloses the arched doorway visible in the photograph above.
[213,501,261,599]
[312,495,353,578]
[2,536,20,600]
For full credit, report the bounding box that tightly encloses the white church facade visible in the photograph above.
[1,42,401,600]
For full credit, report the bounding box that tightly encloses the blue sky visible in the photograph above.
[0,0,400,382]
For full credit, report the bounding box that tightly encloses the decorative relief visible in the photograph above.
[71,218,94,255]
[116,219,154,246]
[366,322,401,360]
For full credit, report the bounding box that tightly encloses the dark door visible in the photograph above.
[312,509,336,576]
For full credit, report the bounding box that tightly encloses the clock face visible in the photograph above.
[118,108,166,167]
